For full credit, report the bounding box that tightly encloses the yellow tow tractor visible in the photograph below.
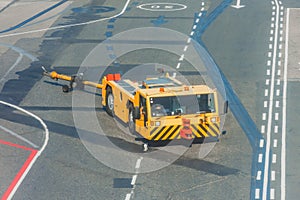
[42,67,227,151]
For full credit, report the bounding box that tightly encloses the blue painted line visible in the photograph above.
[105,31,113,38]
[192,0,270,198]
[0,0,68,34]
[151,15,168,26]
[109,18,117,23]
[107,24,114,29]
[106,46,114,51]
[109,54,117,59]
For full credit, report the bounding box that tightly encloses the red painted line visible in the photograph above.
[0,140,38,200]
[0,139,35,152]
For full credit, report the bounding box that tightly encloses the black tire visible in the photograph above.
[128,105,136,134]
[62,85,69,93]
[105,87,114,116]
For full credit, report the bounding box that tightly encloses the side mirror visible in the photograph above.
[223,100,228,114]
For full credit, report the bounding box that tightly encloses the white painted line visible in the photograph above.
[276,89,280,96]
[0,0,132,39]
[201,7,205,11]
[272,6,276,10]
[280,23,283,28]
[183,45,188,52]
[135,157,143,169]
[270,35,274,40]
[195,18,200,23]
[275,113,279,120]
[272,11,275,15]
[281,6,284,10]
[125,193,131,200]
[275,101,280,107]
[279,44,282,49]
[193,25,197,30]
[198,12,202,17]
[279,52,282,57]
[270,188,275,199]
[268,52,272,57]
[276,79,281,85]
[258,153,263,163]
[281,9,288,200]
[277,69,281,75]
[267,60,272,66]
[280,11,284,16]
[266,79,270,85]
[280,30,283,35]
[264,101,268,108]
[272,17,275,21]
[279,36,283,41]
[262,113,267,120]
[263,1,280,199]
[260,139,264,148]
[0,101,49,200]
[131,175,137,185]
[272,154,277,163]
[176,63,181,69]
[274,125,278,133]
[280,17,283,21]
[202,2,205,6]
[265,89,269,96]
[0,53,23,83]
[271,1,275,5]
[267,69,271,75]
[261,125,266,133]
[269,44,273,49]
[270,29,274,34]
[271,171,276,181]
[172,72,176,78]
[279,1,282,4]
[257,170,262,180]
[278,60,282,66]
[255,188,260,199]
[274,139,278,148]
[187,38,191,44]
[190,31,194,36]
[179,54,184,61]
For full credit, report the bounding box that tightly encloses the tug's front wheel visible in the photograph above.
[105,87,114,116]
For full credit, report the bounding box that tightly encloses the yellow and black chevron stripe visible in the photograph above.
[149,123,220,141]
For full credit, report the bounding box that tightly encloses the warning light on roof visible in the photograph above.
[159,88,164,92]
[184,86,189,91]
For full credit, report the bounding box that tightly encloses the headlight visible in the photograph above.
[155,121,161,126]
[210,117,217,123]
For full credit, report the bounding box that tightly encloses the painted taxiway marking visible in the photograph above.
[0,101,49,200]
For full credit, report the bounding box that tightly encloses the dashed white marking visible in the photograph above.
[272,6,276,10]
[272,11,275,15]
[274,125,278,133]
[276,79,281,85]
[266,79,270,85]
[280,23,283,28]
[269,44,273,49]
[268,52,272,57]
[258,154,263,163]
[261,125,266,133]
[190,31,194,36]
[278,60,282,66]
[270,29,274,34]
[267,69,271,75]
[201,2,205,6]
[183,45,188,52]
[280,11,284,16]
[280,17,283,22]
[131,175,137,185]
[277,70,281,76]
[195,18,200,23]
[135,157,143,169]
[198,12,202,17]
[271,1,275,5]
[176,63,181,69]
[270,188,275,199]
[255,188,260,199]
[280,30,283,35]
[262,113,267,120]
[276,89,280,96]
[267,60,272,66]
[125,193,131,200]
[264,101,268,108]
[193,25,197,30]
[281,6,284,10]
[272,154,277,163]
[265,89,269,96]
[279,36,283,41]
[201,7,205,11]
[187,38,191,44]
[260,139,265,148]
[279,44,282,49]
[257,171,262,180]
[275,113,279,120]
[270,35,274,40]
[179,54,184,61]
[278,52,282,58]
[274,139,278,147]
[271,171,276,181]
[275,101,280,107]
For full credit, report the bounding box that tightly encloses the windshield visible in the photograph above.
[149,94,215,117]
